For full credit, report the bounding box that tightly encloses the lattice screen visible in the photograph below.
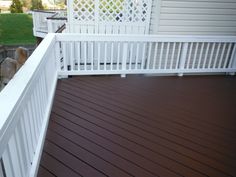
[68,0,152,34]
[98,0,149,22]
[73,0,95,21]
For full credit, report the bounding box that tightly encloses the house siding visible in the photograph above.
[150,0,236,35]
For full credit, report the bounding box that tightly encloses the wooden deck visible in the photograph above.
[37,75,236,177]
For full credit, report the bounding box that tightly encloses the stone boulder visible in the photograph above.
[15,47,29,69]
[0,47,29,88]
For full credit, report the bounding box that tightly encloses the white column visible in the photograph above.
[67,0,73,33]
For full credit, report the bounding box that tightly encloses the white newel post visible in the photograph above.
[178,42,188,76]
[67,0,73,33]
[95,0,99,33]
[121,42,128,78]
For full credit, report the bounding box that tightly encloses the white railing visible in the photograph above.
[0,34,57,177]
[32,11,55,37]
[32,11,66,38]
[56,34,236,76]
[0,33,236,177]
[47,11,67,33]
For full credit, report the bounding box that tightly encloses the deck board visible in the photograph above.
[37,75,236,177]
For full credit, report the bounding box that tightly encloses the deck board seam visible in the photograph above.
[75,77,236,130]
[56,87,236,157]
[37,76,236,177]
[39,164,57,177]
[47,121,136,177]
[45,137,110,177]
[62,79,236,139]
[47,120,166,177]
[42,150,84,177]
[81,77,236,131]
[73,78,236,134]
[51,112,207,177]
[54,94,236,173]
[51,104,233,177]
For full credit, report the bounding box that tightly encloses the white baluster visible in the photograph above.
[178,42,188,76]
[121,42,128,77]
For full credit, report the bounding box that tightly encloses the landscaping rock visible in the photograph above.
[0,47,30,90]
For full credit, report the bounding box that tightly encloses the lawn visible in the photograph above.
[0,13,36,45]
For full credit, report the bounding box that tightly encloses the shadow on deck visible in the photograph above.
[37,75,236,177]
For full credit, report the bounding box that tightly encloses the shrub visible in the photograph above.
[10,0,23,13]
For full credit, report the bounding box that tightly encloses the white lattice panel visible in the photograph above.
[98,0,149,22]
[73,0,95,21]
[68,0,152,34]
[133,0,149,22]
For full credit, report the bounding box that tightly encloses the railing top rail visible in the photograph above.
[32,10,58,14]
[47,11,67,20]
[47,17,67,20]
[0,34,56,153]
[70,21,147,25]
[55,34,236,43]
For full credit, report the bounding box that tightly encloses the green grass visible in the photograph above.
[0,13,36,45]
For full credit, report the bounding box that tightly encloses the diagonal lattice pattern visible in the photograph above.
[73,0,95,21]
[99,0,148,22]
[72,0,149,22]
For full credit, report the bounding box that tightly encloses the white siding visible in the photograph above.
[150,0,236,35]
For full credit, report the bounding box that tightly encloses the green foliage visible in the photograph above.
[31,0,44,10]
[10,0,23,13]
[0,14,36,45]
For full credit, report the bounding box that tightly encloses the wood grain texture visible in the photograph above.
[37,75,236,177]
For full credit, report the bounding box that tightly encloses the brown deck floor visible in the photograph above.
[37,75,236,177]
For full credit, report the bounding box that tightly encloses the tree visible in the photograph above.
[10,0,23,13]
[31,0,44,10]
